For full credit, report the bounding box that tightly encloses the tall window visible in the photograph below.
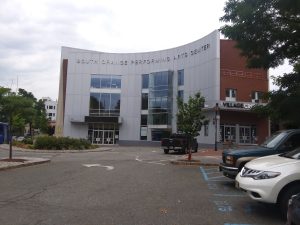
[89,75,121,116]
[178,70,184,86]
[141,93,148,110]
[225,88,237,101]
[142,74,149,89]
[148,71,173,125]
[178,90,184,100]
[251,91,264,103]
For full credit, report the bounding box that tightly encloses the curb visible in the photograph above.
[0,159,51,171]
[170,160,219,166]
[0,145,112,153]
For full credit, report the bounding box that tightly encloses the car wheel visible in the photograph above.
[279,184,300,219]
[164,149,169,154]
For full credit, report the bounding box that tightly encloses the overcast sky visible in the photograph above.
[0,0,292,100]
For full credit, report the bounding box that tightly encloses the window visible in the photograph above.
[251,91,264,103]
[91,75,121,89]
[204,123,209,136]
[141,115,147,126]
[89,93,120,116]
[178,90,184,100]
[225,88,237,101]
[142,74,149,89]
[148,71,173,125]
[141,93,148,110]
[91,75,101,88]
[49,106,53,109]
[178,70,184,86]
[140,126,147,140]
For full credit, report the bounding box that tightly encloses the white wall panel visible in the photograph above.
[60,30,221,144]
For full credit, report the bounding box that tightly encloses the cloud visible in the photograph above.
[0,0,228,99]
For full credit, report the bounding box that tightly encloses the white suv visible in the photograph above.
[236,147,300,218]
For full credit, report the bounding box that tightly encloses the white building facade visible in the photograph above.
[56,30,220,145]
[43,97,57,122]
[57,30,270,146]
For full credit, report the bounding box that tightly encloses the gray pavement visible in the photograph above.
[0,144,112,171]
[0,144,223,171]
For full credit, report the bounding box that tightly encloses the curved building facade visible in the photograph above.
[56,30,269,146]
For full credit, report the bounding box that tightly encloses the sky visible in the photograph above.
[0,0,293,101]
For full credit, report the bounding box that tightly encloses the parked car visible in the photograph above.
[287,193,300,225]
[220,129,300,179]
[235,147,300,218]
[161,133,198,154]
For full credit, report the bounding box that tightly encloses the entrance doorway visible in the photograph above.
[239,126,251,144]
[103,130,114,144]
[92,130,115,145]
[88,123,119,145]
[220,125,236,143]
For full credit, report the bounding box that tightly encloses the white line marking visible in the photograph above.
[82,164,114,170]
[82,164,101,167]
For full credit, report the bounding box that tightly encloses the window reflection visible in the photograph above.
[178,70,184,86]
[148,71,173,125]
[91,75,121,89]
[89,93,120,116]
[89,74,121,117]
[142,74,149,89]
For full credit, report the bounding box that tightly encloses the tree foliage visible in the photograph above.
[176,92,206,139]
[220,0,300,69]
[0,87,48,135]
[253,65,300,127]
[220,0,300,128]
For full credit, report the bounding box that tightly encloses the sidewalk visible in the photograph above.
[171,148,223,166]
[0,157,51,171]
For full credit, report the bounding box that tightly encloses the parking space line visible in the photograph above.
[214,193,246,197]
[224,223,254,225]
[199,167,209,181]
[200,166,230,182]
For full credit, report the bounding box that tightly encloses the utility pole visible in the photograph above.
[214,103,220,151]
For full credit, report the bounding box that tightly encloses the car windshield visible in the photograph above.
[261,131,288,148]
[280,147,300,159]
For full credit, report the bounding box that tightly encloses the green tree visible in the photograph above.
[0,91,35,158]
[220,0,300,128]
[18,88,48,135]
[253,65,300,127]
[220,0,299,69]
[34,99,48,133]
[177,92,206,160]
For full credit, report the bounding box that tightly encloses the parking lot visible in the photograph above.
[0,146,286,225]
[199,166,283,225]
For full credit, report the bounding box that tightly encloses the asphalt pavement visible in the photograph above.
[0,144,223,171]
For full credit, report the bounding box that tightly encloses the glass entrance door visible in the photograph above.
[224,126,236,143]
[240,126,251,144]
[92,130,114,144]
[103,131,114,144]
[92,130,103,145]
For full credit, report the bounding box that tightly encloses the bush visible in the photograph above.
[23,137,33,145]
[33,136,92,150]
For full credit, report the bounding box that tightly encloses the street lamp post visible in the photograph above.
[214,103,220,151]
